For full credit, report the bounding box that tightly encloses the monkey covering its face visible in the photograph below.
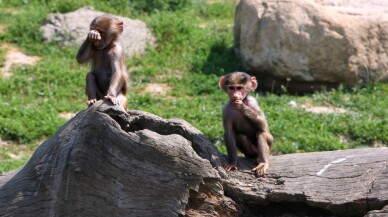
[76,15,129,110]
[219,72,273,177]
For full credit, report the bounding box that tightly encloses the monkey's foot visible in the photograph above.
[224,163,238,172]
[87,99,97,107]
[252,162,269,177]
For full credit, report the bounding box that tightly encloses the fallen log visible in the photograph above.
[1,101,387,216]
[225,148,388,217]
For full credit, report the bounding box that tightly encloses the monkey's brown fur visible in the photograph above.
[220,72,273,176]
[77,15,129,110]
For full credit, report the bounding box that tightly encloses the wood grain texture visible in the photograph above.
[0,101,235,217]
[224,148,388,216]
[1,100,387,216]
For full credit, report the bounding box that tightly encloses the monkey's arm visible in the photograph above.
[237,97,270,132]
[251,132,272,176]
[105,44,126,105]
[76,37,93,64]
[223,110,238,170]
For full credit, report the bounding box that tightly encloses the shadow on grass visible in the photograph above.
[192,41,244,77]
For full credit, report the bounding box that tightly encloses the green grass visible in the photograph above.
[0,141,39,174]
[0,0,387,174]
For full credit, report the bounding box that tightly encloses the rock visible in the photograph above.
[234,0,388,92]
[0,101,236,217]
[41,6,156,57]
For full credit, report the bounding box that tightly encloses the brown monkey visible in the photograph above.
[219,72,273,177]
[76,15,129,110]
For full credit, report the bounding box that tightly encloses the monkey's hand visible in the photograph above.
[88,30,101,46]
[252,162,269,177]
[224,163,238,172]
[232,99,245,112]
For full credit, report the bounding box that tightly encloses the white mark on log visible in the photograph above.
[330,157,347,164]
[316,155,354,176]
[316,164,332,176]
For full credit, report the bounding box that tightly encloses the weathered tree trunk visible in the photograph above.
[1,101,387,217]
[0,101,236,217]
[225,148,388,217]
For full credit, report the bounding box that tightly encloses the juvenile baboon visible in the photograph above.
[76,15,129,110]
[219,72,273,176]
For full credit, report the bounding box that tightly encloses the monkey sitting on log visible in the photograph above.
[219,72,273,177]
[76,15,129,110]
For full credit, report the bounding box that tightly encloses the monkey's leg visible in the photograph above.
[85,72,103,106]
[251,132,270,177]
[235,134,258,157]
[223,131,239,172]
[236,134,268,176]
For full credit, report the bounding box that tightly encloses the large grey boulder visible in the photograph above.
[41,6,156,57]
[234,0,388,92]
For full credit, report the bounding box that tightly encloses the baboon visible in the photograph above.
[219,72,273,176]
[76,15,129,110]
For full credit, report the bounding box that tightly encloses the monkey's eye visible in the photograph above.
[228,86,244,91]
[228,86,243,91]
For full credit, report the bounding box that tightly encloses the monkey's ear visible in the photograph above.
[251,76,258,90]
[219,76,225,90]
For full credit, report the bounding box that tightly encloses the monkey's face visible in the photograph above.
[226,84,248,102]
[90,15,122,50]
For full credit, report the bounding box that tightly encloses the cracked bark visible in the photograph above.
[0,101,236,217]
[224,148,388,216]
[1,101,387,217]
